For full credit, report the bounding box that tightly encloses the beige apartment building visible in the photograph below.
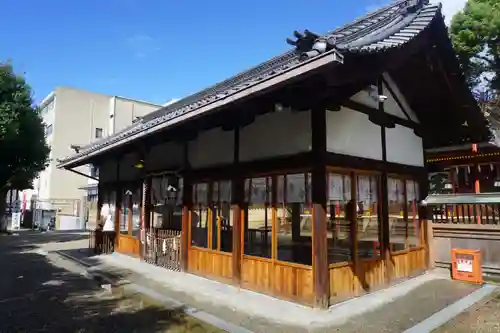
[26,86,161,208]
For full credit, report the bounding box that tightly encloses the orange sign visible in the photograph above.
[451,249,482,285]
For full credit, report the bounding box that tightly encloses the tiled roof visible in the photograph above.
[58,0,441,166]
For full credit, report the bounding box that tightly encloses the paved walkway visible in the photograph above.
[0,230,225,332]
[11,230,498,333]
[54,239,497,333]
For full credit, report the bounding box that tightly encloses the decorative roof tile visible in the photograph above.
[58,0,441,166]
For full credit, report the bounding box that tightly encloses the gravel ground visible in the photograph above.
[92,260,479,333]
[328,279,478,333]
[0,231,225,333]
[432,289,500,333]
[18,230,484,333]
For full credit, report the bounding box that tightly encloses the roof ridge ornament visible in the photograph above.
[286,29,338,61]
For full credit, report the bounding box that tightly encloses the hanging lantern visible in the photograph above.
[467,166,471,174]
[478,165,482,173]
[490,164,494,171]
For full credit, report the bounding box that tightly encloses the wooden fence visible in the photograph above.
[89,230,115,254]
[142,229,182,271]
[430,202,500,275]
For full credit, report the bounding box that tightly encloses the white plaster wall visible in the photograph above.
[382,73,419,123]
[326,107,383,160]
[385,125,424,167]
[239,110,311,162]
[147,141,183,171]
[350,88,378,109]
[349,72,419,123]
[188,127,234,169]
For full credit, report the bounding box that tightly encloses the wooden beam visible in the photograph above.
[381,76,413,122]
[127,190,133,235]
[343,100,419,130]
[181,141,192,272]
[378,77,392,283]
[96,181,103,229]
[114,159,122,246]
[350,171,359,286]
[232,126,243,285]
[311,106,329,308]
[140,176,150,259]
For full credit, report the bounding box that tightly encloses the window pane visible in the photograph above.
[327,173,352,264]
[277,174,311,266]
[120,189,129,234]
[211,180,233,252]
[102,190,116,231]
[357,174,380,259]
[244,177,272,258]
[191,183,209,248]
[132,186,141,238]
[407,180,420,247]
[388,178,406,252]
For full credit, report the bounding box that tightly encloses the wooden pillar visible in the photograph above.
[96,181,103,228]
[378,78,392,283]
[232,126,243,285]
[472,144,480,193]
[127,190,133,235]
[140,175,151,259]
[350,171,359,279]
[114,159,122,246]
[311,105,329,308]
[418,169,433,268]
[181,141,192,272]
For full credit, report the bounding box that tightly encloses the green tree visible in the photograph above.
[0,62,50,231]
[449,0,500,89]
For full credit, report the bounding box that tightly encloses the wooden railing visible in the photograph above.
[89,229,115,254]
[431,204,500,224]
[142,228,181,271]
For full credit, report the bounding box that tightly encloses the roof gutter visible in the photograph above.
[57,49,344,169]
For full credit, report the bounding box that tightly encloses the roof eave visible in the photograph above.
[57,48,344,169]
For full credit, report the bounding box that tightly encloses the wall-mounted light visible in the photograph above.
[274,103,291,113]
[134,159,145,169]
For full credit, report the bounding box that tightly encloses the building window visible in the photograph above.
[327,172,353,264]
[276,173,312,265]
[47,100,55,111]
[45,124,53,136]
[95,128,103,139]
[356,173,380,259]
[244,177,272,259]
[191,183,209,248]
[388,178,421,252]
[211,180,233,252]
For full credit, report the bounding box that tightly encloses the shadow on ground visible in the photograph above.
[0,233,222,333]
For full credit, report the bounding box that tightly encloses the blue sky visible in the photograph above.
[0,0,461,105]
